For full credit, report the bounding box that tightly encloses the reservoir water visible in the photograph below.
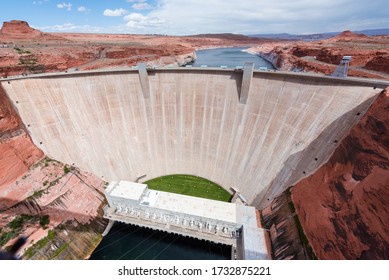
[90,223,231,260]
[188,47,275,69]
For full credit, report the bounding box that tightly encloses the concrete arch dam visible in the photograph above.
[2,68,386,208]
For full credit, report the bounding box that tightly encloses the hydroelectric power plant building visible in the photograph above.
[103,181,269,259]
[1,64,388,259]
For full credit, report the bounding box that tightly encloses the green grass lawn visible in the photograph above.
[144,174,232,202]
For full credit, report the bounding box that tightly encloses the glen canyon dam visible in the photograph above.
[1,65,388,259]
[2,67,385,204]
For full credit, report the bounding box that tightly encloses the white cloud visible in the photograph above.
[41,0,389,35]
[77,6,87,12]
[33,0,49,4]
[124,13,146,21]
[57,2,72,11]
[124,0,389,35]
[39,23,104,33]
[124,12,165,29]
[103,8,128,17]
[132,3,153,10]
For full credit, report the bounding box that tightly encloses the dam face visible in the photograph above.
[1,69,384,208]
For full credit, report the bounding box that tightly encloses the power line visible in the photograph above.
[117,230,159,260]
[91,224,140,255]
[134,231,170,260]
[152,234,181,260]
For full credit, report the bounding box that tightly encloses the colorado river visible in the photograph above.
[90,223,230,260]
[188,47,275,69]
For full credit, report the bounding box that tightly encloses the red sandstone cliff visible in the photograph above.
[247,31,389,80]
[291,89,389,259]
[0,20,63,40]
[0,85,43,189]
[0,20,42,39]
[365,54,389,74]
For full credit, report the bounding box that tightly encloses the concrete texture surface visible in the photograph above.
[1,69,385,208]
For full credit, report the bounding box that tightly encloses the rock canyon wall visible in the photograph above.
[0,85,43,189]
[291,89,389,259]
[248,31,389,80]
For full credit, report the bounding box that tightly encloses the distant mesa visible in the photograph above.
[0,20,42,38]
[0,20,63,40]
[334,30,368,39]
[325,30,369,44]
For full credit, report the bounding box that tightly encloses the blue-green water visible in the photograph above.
[188,47,275,69]
[90,223,231,260]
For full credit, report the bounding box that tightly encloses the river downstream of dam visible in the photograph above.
[90,223,231,260]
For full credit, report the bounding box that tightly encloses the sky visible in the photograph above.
[0,0,388,35]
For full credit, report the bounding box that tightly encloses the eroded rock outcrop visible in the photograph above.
[0,85,43,189]
[247,31,389,79]
[365,54,389,74]
[291,89,389,259]
[0,20,63,41]
[261,190,313,259]
[0,158,107,259]
[0,20,43,39]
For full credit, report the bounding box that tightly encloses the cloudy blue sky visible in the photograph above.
[0,0,388,35]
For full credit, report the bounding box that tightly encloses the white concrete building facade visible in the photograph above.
[103,181,270,260]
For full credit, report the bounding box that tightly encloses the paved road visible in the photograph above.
[300,56,389,80]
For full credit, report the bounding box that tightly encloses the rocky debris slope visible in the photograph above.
[261,190,314,259]
[0,45,101,77]
[291,88,389,259]
[0,157,107,259]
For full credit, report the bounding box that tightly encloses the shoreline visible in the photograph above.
[187,45,277,69]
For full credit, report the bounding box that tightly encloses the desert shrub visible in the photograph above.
[63,165,71,174]
[39,215,50,228]
[8,216,24,230]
